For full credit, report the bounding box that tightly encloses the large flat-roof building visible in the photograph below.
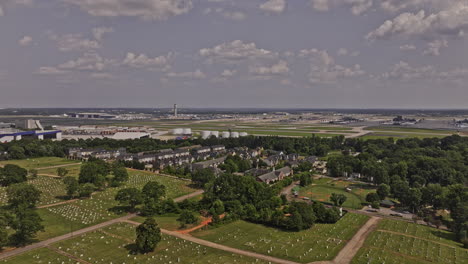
[0,129,62,143]
[68,112,118,119]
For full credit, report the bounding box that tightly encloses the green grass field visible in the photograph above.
[21,168,198,242]
[38,164,81,177]
[38,222,267,264]
[193,213,369,263]
[0,176,68,207]
[0,247,75,264]
[0,157,80,170]
[352,219,468,264]
[298,178,375,209]
[131,214,199,231]
[365,126,456,134]
[360,133,447,140]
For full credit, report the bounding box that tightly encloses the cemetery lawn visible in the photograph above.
[34,169,197,241]
[131,213,202,231]
[0,247,74,264]
[299,178,375,209]
[0,176,68,206]
[37,222,268,264]
[0,157,80,170]
[193,213,370,263]
[352,219,468,264]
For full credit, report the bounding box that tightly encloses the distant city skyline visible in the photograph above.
[0,0,467,108]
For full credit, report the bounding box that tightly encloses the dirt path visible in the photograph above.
[123,219,300,264]
[326,216,381,264]
[37,173,61,178]
[37,199,79,209]
[173,189,204,202]
[0,189,203,261]
[176,213,225,234]
[376,229,465,249]
[46,246,91,264]
[36,162,81,170]
[0,213,137,261]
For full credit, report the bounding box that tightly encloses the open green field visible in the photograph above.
[365,126,456,134]
[0,247,75,264]
[2,222,269,264]
[0,157,80,170]
[193,213,369,263]
[298,178,375,209]
[360,133,447,140]
[130,214,202,231]
[38,164,81,177]
[352,219,468,264]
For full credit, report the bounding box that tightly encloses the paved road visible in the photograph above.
[0,189,204,261]
[123,219,300,264]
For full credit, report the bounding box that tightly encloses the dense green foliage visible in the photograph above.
[135,218,161,254]
[202,173,341,231]
[329,135,468,243]
[0,164,28,186]
[219,155,252,173]
[1,183,44,246]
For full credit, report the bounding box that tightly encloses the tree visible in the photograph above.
[377,184,390,200]
[7,183,41,209]
[402,188,422,213]
[56,167,69,178]
[142,181,166,201]
[0,164,28,186]
[9,208,44,246]
[299,173,313,187]
[177,210,198,227]
[78,183,95,198]
[115,188,144,211]
[330,193,347,207]
[366,192,381,203]
[211,199,225,215]
[112,166,129,186]
[78,161,110,187]
[135,218,161,253]
[0,211,8,249]
[191,168,216,188]
[63,176,79,198]
[8,145,26,160]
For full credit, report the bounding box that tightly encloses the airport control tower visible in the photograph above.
[173,104,178,117]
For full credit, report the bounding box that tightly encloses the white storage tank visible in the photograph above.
[231,132,239,138]
[201,131,211,139]
[211,131,219,138]
[239,132,248,137]
[222,132,230,138]
[172,128,183,135]
[183,128,192,135]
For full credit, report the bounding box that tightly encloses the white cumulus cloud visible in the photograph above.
[260,0,286,14]
[367,3,468,41]
[64,0,193,21]
[18,36,32,46]
[250,60,290,75]
[200,40,277,63]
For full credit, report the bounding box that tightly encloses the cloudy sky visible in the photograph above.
[0,0,467,108]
